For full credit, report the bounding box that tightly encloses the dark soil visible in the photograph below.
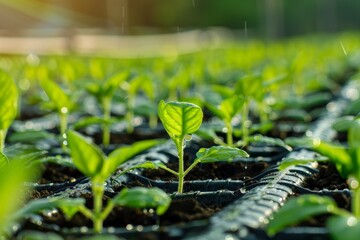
[302,162,348,190]
[38,163,84,184]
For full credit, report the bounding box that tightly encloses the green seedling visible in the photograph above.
[267,118,360,240]
[40,79,74,148]
[0,152,40,237]
[204,95,244,147]
[66,130,168,232]
[85,71,128,146]
[0,70,18,153]
[158,100,249,193]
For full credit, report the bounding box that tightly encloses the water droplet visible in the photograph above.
[305,130,313,137]
[240,188,246,194]
[126,224,133,230]
[136,225,144,231]
[61,107,68,114]
[347,216,357,227]
[348,178,359,189]
[185,134,192,141]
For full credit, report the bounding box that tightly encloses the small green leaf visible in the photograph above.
[73,116,118,130]
[250,134,292,151]
[119,161,165,176]
[266,195,338,236]
[102,139,164,180]
[158,100,203,140]
[113,187,171,215]
[195,146,249,163]
[58,198,86,220]
[40,79,72,112]
[278,156,328,171]
[327,215,360,240]
[12,198,85,222]
[101,71,128,98]
[67,130,105,179]
[0,70,18,131]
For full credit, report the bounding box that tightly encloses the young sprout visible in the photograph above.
[0,71,18,153]
[158,100,249,193]
[205,95,244,147]
[267,118,360,239]
[66,130,168,232]
[85,71,129,146]
[40,79,74,148]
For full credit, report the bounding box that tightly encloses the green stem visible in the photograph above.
[126,96,134,134]
[149,113,158,129]
[92,182,105,233]
[353,186,360,218]
[177,138,185,193]
[100,201,115,222]
[225,120,233,147]
[241,102,250,146]
[0,129,5,153]
[102,98,111,146]
[184,160,199,176]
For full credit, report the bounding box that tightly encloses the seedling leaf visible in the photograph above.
[67,130,104,178]
[0,70,18,131]
[266,195,338,236]
[112,187,171,215]
[196,146,249,163]
[250,134,292,151]
[327,215,360,240]
[40,79,72,112]
[158,100,203,140]
[102,139,164,180]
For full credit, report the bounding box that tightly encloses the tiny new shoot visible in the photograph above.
[40,79,74,148]
[158,100,249,193]
[66,130,168,233]
[85,71,128,146]
[0,71,18,153]
[267,118,360,240]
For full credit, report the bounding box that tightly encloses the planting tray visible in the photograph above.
[13,81,357,240]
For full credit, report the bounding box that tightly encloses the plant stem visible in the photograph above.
[241,102,250,146]
[102,98,111,146]
[184,160,199,176]
[0,129,5,153]
[92,182,105,233]
[149,113,158,129]
[353,185,360,218]
[225,120,233,147]
[126,96,134,134]
[177,138,185,193]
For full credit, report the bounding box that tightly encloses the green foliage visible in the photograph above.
[112,187,171,215]
[158,100,203,142]
[66,130,165,232]
[266,195,342,236]
[0,70,18,152]
[158,100,248,193]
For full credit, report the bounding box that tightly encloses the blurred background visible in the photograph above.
[0,0,359,55]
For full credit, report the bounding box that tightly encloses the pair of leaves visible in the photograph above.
[86,71,128,102]
[66,130,163,181]
[158,100,203,142]
[0,70,18,131]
